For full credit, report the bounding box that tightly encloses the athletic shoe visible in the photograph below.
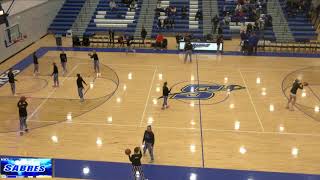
[25,129,29,133]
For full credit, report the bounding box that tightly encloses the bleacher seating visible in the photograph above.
[216,0,273,41]
[48,0,86,35]
[279,0,318,42]
[85,0,142,35]
[151,0,203,39]
[48,0,317,45]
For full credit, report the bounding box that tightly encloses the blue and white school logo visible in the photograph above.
[169,82,245,105]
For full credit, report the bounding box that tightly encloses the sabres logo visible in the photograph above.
[162,81,245,105]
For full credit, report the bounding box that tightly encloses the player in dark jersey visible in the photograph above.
[76,74,87,102]
[60,51,68,75]
[286,79,304,111]
[142,125,155,163]
[128,147,145,180]
[7,68,17,95]
[17,96,28,136]
[162,82,171,110]
[33,52,39,76]
[51,63,59,87]
[88,50,100,77]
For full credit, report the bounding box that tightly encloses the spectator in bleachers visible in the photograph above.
[156,1,162,12]
[164,18,170,29]
[155,33,164,50]
[129,0,137,11]
[158,19,164,29]
[169,17,175,29]
[165,6,171,16]
[141,26,147,44]
[212,15,219,34]
[109,0,117,11]
[171,6,177,16]
[254,21,260,31]
[246,23,253,34]
[224,13,231,25]
[181,6,187,19]
[235,3,242,12]
[195,10,202,21]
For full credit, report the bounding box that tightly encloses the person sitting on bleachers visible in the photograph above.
[246,23,253,34]
[169,17,175,29]
[181,6,187,19]
[155,33,164,49]
[158,19,164,29]
[224,13,231,25]
[195,10,202,20]
[171,6,177,16]
[109,0,117,11]
[164,18,170,29]
[165,6,171,16]
[156,1,163,12]
[129,0,137,11]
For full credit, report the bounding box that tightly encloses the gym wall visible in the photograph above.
[0,0,64,62]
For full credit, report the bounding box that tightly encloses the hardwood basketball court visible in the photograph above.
[0,36,320,179]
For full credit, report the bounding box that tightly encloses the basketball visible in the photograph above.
[125,148,131,155]
[20,96,26,101]
[303,82,309,86]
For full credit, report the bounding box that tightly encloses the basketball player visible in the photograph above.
[128,147,145,180]
[286,79,304,111]
[60,51,68,75]
[88,50,100,76]
[33,52,39,75]
[7,68,17,95]
[162,82,171,110]
[51,62,59,87]
[184,40,193,63]
[76,74,87,102]
[17,96,28,136]
[142,125,155,163]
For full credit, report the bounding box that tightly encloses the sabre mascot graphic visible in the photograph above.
[158,83,245,100]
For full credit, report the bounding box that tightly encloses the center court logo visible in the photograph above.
[169,83,245,102]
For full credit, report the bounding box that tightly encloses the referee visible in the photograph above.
[128,147,145,180]
[76,74,87,102]
[184,40,193,63]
